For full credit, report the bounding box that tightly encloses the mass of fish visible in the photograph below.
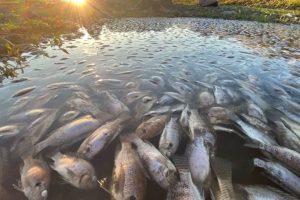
[2,63,300,200]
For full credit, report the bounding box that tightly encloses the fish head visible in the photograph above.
[163,168,179,188]
[79,174,98,189]
[24,180,49,200]
[160,143,174,158]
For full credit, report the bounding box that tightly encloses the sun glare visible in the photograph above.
[64,0,86,6]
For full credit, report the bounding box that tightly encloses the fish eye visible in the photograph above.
[167,143,173,148]
[35,182,41,187]
[187,111,191,116]
[129,196,137,200]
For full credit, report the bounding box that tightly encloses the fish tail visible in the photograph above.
[244,141,265,150]
[172,155,189,172]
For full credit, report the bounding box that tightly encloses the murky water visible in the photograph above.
[0,18,300,200]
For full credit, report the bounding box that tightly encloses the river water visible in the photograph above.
[0,18,300,200]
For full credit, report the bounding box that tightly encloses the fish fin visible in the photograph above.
[172,155,189,171]
[97,177,112,195]
[12,180,23,192]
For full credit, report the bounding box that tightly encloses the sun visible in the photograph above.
[65,0,86,6]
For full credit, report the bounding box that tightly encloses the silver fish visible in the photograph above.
[171,82,193,97]
[0,124,21,142]
[12,86,36,98]
[16,157,50,200]
[134,95,157,118]
[9,109,48,122]
[213,86,231,105]
[159,116,182,157]
[281,117,300,139]
[126,91,149,104]
[247,102,267,123]
[240,114,271,134]
[164,92,186,103]
[234,184,298,200]
[124,134,178,189]
[58,110,81,124]
[77,118,125,159]
[275,120,300,153]
[156,94,177,106]
[180,104,191,132]
[144,104,185,116]
[253,158,300,196]
[235,118,277,145]
[50,152,97,189]
[34,115,100,154]
[111,142,146,200]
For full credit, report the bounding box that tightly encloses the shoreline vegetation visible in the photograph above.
[0,0,299,79]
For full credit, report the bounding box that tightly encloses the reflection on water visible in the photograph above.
[0,18,300,200]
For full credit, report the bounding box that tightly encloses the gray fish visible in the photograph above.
[166,156,204,200]
[9,109,48,122]
[46,82,75,90]
[247,102,267,123]
[156,94,177,106]
[180,104,191,132]
[51,152,97,189]
[240,114,272,134]
[280,117,300,139]
[235,118,277,145]
[98,91,130,117]
[223,87,240,103]
[187,133,212,187]
[144,104,185,116]
[211,158,236,200]
[275,120,300,153]
[34,115,100,154]
[58,110,81,125]
[123,134,178,189]
[96,79,124,88]
[253,158,300,196]
[16,157,50,200]
[198,91,215,108]
[171,82,193,97]
[213,86,231,105]
[0,124,21,142]
[134,95,157,118]
[111,142,146,200]
[159,116,182,157]
[164,92,186,103]
[12,86,36,98]
[246,143,300,175]
[77,118,125,160]
[125,91,149,104]
[208,107,231,124]
[149,76,165,88]
[188,110,207,141]
[234,184,298,200]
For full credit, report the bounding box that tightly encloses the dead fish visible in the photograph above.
[253,158,300,196]
[9,108,49,123]
[58,110,81,124]
[187,133,212,187]
[246,143,300,174]
[111,142,146,200]
[50,152,97,189]
[15,157,50,200]
[223,87,240,103]
[156,94,177,106]
[180,104,191,132]
[34,115,100,154]
[66,69,76,75]
[125,82,139,90]
[149,76,165,88]
[208,107,231,124]
[144,104,185,116]
[96,79,124,88]
[81,68,95,75]
[166,156,204,200]
[171,82,193,96]
[11,109,58,156]
[240,114,271,134]
[281,117,300,139]
[159,116,182,157]
[12,87,36,98]
[98,91,129,117]
[275,120,300,153]
[198,91,215,108]
[234,184,298,200]
[234,118,277,145]
[213,86,231,105]
[134,96,157,118]
[122,134,178,189]
[247,102,267,123]
[136,115,168,140]
[126,91,149,104]
[46,82,75,90]
[78,60,87,64]
[188,110,207,141]
[77,118,125,160]
[11,77,30,83]
[164,92,186,103]
[0,124,21,142]
[211,158,236,200]
[85,63,96,68]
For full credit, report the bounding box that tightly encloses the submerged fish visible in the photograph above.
[159,116,182,157]
[0,124,21,142]
[134,95,157,118]
[58,110,81,124]
[275,120,300,153]
[208,107,231,124]
[247,102,267,123]
[253,158,300,196]
[77,118,125,160]
[180,104,191,132]
[136,115,169,140]
[111,142,146,200]
[234,184,298,200]
[16,157,50,200]
[98,91,129,117]
[213,86,231,105]
[198,91,215,108]
[12,86,36,98]
[156,94,177,106]
[9,109,48,122]
[123,134,178,189]
[166,156,204,200]
[34,115,100,154]
[51,152,97,189]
